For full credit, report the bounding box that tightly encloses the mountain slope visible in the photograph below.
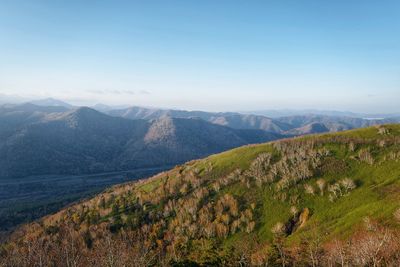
[0,107,148,178]
[107,106,288,133]
[0,103,68,139]
[3,124,400,266]
[284,122,329,135]
[0,106,281,178]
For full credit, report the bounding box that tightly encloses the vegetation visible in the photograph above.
[0,105,281,179]
[0,167,168,240]
[1,124,400,266]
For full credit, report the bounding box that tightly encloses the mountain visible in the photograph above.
[108,106,242,124]
[1,104,398,180]
[0,105,282,179]
[284,122,329,135]
[246,109,400,119]
[208,113,292,132]
[0,93,29,104]
[0,103,69,139]
[3,124,400,266]
[0,107,146,178]
[116,117,282,170]
[0,102,69,113]
[108,106,291,133]
[277,114,399,133]
[107,106,400,135]
[28,98,74,108]
[92,103,130,113]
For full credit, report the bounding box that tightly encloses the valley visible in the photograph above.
[0,166,170,241]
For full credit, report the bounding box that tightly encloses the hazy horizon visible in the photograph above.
[1,93,399,117]
[1,1,399,113]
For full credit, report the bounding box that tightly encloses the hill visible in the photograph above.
[2,124,400,266]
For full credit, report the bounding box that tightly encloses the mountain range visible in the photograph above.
[244,109,400,119]
[1,101,399,179]
[0,104,281,179]
[105,105,400,134]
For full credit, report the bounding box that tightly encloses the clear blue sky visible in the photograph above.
[0,0,399,112]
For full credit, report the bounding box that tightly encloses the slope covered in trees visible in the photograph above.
[2,125,400,266]
[0,105,281,178]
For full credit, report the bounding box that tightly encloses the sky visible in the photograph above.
[0,0,399,113]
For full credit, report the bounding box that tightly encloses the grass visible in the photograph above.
[206,124,400,247]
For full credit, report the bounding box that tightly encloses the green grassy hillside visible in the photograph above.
[2,125,400,266]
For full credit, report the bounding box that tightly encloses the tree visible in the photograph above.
[98,196,106,209]
[82,230,93,249]
[271,222,285,235]
[215,223,228,238]
[394,208,400,223]
[246,221,255,233]
[269,222,288,267]
[316,179,326,196]
[348,142,355,152]
[290,206,298,217]
[377,126,389,135]
[358,149,374,165]
[328,183,342,201]
[340,178,356,194]
[304,184,315,195]
[304,223,323,267]
[248,153,272,185]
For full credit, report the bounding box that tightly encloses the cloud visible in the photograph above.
[139,90,150,95]
[86,89,149,96]
[110,89,122,95]
[123,90,136,95]
[86,89,106,95]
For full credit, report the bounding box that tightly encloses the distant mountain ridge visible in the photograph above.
[28,98,74,109]
[107,106,290,133]
[106,105,400,135]
[0,104,281,179]
[8,98,399,134]
[244,109,400,118]
[2,103,396,179]
[4,96,399,119]
[3,99,400,139]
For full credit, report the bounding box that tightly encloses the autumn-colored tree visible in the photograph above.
[316,178,326,196]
